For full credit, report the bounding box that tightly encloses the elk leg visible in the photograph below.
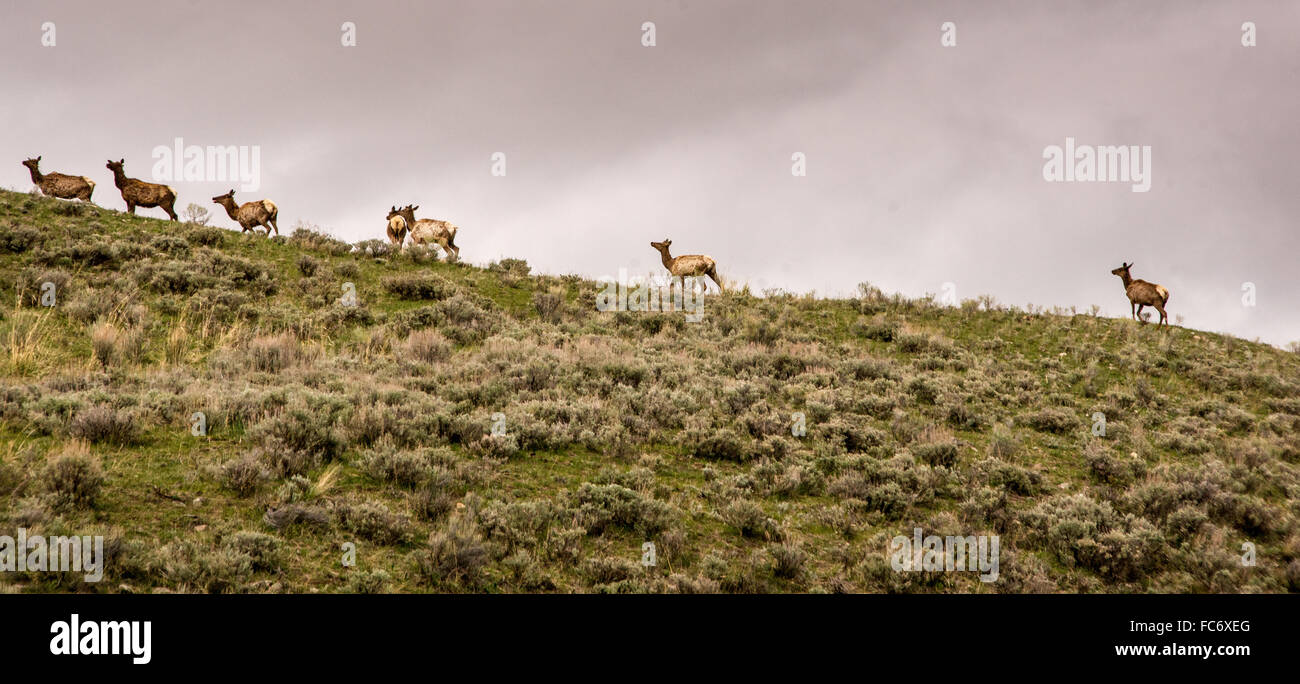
[1156,305,1168,327]
[127,202,136,215]
[1136,304,1146,324]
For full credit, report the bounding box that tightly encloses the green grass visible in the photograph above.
[1,188,1298,594]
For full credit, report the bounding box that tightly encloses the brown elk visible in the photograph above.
[385,206,409,247]
[21,156,95,201]
[105,159,177,221]
[650,238,723,292]
[212,189,279,235]
[1111,261,1170,327]
[396,205,460,260]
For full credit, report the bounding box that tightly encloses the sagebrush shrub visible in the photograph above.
[467,433,520,460]
[247,333,300,373]
[721,500,776,539]
[533,290,563,323]
[90,321,144,367]
[289,226,351,255]
[352,239,393,258]
[219,454,270,496]
[1022,407,1082,434]
[224,532,281,573]
[582,556,639,586]
[44,441,105,509]
[769,542,807,579]
[263,503,330,530]
[692,429,750,462]
[574,482,676,536]
[69,405,141,445]
[359,440,430,487]
[296,254,319,276]
[1085,443,1146,486]
[400,329,452,364]
[334,501,409,544]
[348,569,392,593]
[420,516,489,587]
[382,273,458,300]
[412,482,457,522]
[250,406,346,476]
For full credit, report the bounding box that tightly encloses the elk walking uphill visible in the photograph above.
[105,159,177,221]
[385,206,409,248]
[212,189,279,235]
[396,204,460,260]
[650,238,723,292]
[21,156,95,201]
[1111,261,1171,327]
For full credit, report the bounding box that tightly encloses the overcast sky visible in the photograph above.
[2,0,1297,345]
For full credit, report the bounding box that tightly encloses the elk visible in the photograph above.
[396,205,460,260]
[1111,261,1170,327]
[105,159,178,221]
[650,238,723,292]
[21,156,95,201]
[212,189,279,235]
[385,206,409,247]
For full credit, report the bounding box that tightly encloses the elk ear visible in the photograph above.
[412,205,419,211]
[35,156,41,162]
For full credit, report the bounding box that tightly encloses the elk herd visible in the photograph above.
[19,155,1177,325]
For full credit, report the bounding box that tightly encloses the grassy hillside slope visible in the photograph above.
[2,189,1298,593]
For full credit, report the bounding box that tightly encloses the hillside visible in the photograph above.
[1,188,1298,594]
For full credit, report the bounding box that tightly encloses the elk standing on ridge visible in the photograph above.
[386,206,409,247]
[212,189,279,235]
[1111,261,1170,327]
[21,156,95,201]
[105,159,178,221]
[397,205,460,260]
[650,238,723,292]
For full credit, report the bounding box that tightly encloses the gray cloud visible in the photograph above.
[3,0,1296,344]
